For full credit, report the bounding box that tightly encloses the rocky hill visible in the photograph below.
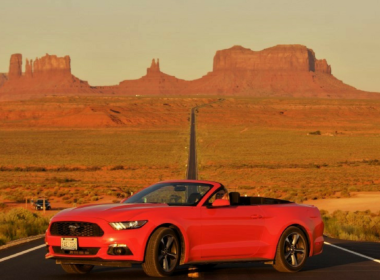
[0,73,7,88]
[1,45,378,100]
[0,53,97,100]
[180,45,366,98]
[118,59,186,95]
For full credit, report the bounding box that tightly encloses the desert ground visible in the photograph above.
[303,192,380,212]
[1,96,380,215]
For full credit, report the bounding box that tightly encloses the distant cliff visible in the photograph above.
[212,45,331,73]
[1,45,378,100]
[0,73,7,88]
[0,53,96,97]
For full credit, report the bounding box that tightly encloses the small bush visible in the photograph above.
[86,166,102,171]
[0,208,49,245]
[308,130,321,135]
[322,210,380,242]
[50,177,77,184]
[110,165,124,171]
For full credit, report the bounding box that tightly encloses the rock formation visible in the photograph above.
[118,58,186,95]
[0,53,96,98]
[25,59,33,78]
[180,45,361,97]
[116,44,368,98]
[0,73,8,87]
[8,54,22,80]
[0,44,378,100]
[213,45,331,73]
[33,54,71,77]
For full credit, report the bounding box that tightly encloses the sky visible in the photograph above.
[0,0,379,92]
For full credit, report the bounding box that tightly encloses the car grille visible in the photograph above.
[50,222,104,237]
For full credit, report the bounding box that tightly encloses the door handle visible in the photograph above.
[250,214,262,219]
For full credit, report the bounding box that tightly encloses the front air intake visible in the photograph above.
[50,222,104,237]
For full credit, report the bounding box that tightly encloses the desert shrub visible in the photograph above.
[50,177,77,183]
[308,130,321,135]
[0,166,11,171]
[0,208,49,245]
[25,166,47,172]
[76,198,84,204]
[110,165,124,171]
[340,189,351,198]
[5,193,26,203]
[322,210,380,242]
[86,166,102,171]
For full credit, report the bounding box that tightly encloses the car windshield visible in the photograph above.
[124,182,213,206]
[37,200,49,203]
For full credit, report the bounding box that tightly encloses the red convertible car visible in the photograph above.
[45,180,324,277]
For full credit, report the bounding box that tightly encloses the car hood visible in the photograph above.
[53,203,169,222]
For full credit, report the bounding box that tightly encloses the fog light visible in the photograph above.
[113,247,126,255]
[107,244,133,256]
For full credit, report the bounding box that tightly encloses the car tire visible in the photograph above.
[142,227,180,277]
[272,226,308,273]
[60,264,94,274]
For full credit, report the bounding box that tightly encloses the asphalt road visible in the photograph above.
[1,236,379,280]
[186,108,198,180]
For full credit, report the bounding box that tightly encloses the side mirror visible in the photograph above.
[212,199,230,207]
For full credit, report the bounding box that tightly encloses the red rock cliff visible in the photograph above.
[0,45,376,100]
[33,54,71,77]
[118,58,185,95]
[8,54,22,80]
[0,73,8,87]
[213,45,331,74]
[25,59,33,78]
[0,53,96,97]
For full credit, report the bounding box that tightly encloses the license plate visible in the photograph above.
[61,238,78,250]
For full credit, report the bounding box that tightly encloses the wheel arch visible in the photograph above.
[275,224,311,258]
[144,223,187,265]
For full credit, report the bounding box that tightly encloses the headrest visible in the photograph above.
[229,192,240,205]
[187,193,202,204]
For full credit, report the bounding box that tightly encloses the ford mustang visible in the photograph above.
[45,180,324,277]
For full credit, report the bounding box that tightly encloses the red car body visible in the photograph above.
[45,180,324,276]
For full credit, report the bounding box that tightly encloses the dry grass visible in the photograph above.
[2,96,380,207]
[322,210,380,242]
[1,96,380,243]
[197,98,380,202]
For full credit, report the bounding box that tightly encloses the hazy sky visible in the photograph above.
[1,0,379,92]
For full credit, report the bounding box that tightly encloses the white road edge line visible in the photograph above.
[0,244,45,263]
[325,241,380,264]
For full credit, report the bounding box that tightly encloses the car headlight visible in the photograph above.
[109,220,147,230]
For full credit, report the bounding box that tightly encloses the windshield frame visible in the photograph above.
[123,182,214,206]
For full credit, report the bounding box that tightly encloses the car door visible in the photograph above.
[200,205,265,259]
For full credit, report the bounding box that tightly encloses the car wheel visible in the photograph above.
[60,264,94,274]
[272,226,308,272]
[142,227,180,277]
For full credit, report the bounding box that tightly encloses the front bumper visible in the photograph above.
[45,217,150,263]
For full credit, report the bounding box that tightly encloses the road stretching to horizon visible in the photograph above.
[0,102,380,279]
[186,107,198,180]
